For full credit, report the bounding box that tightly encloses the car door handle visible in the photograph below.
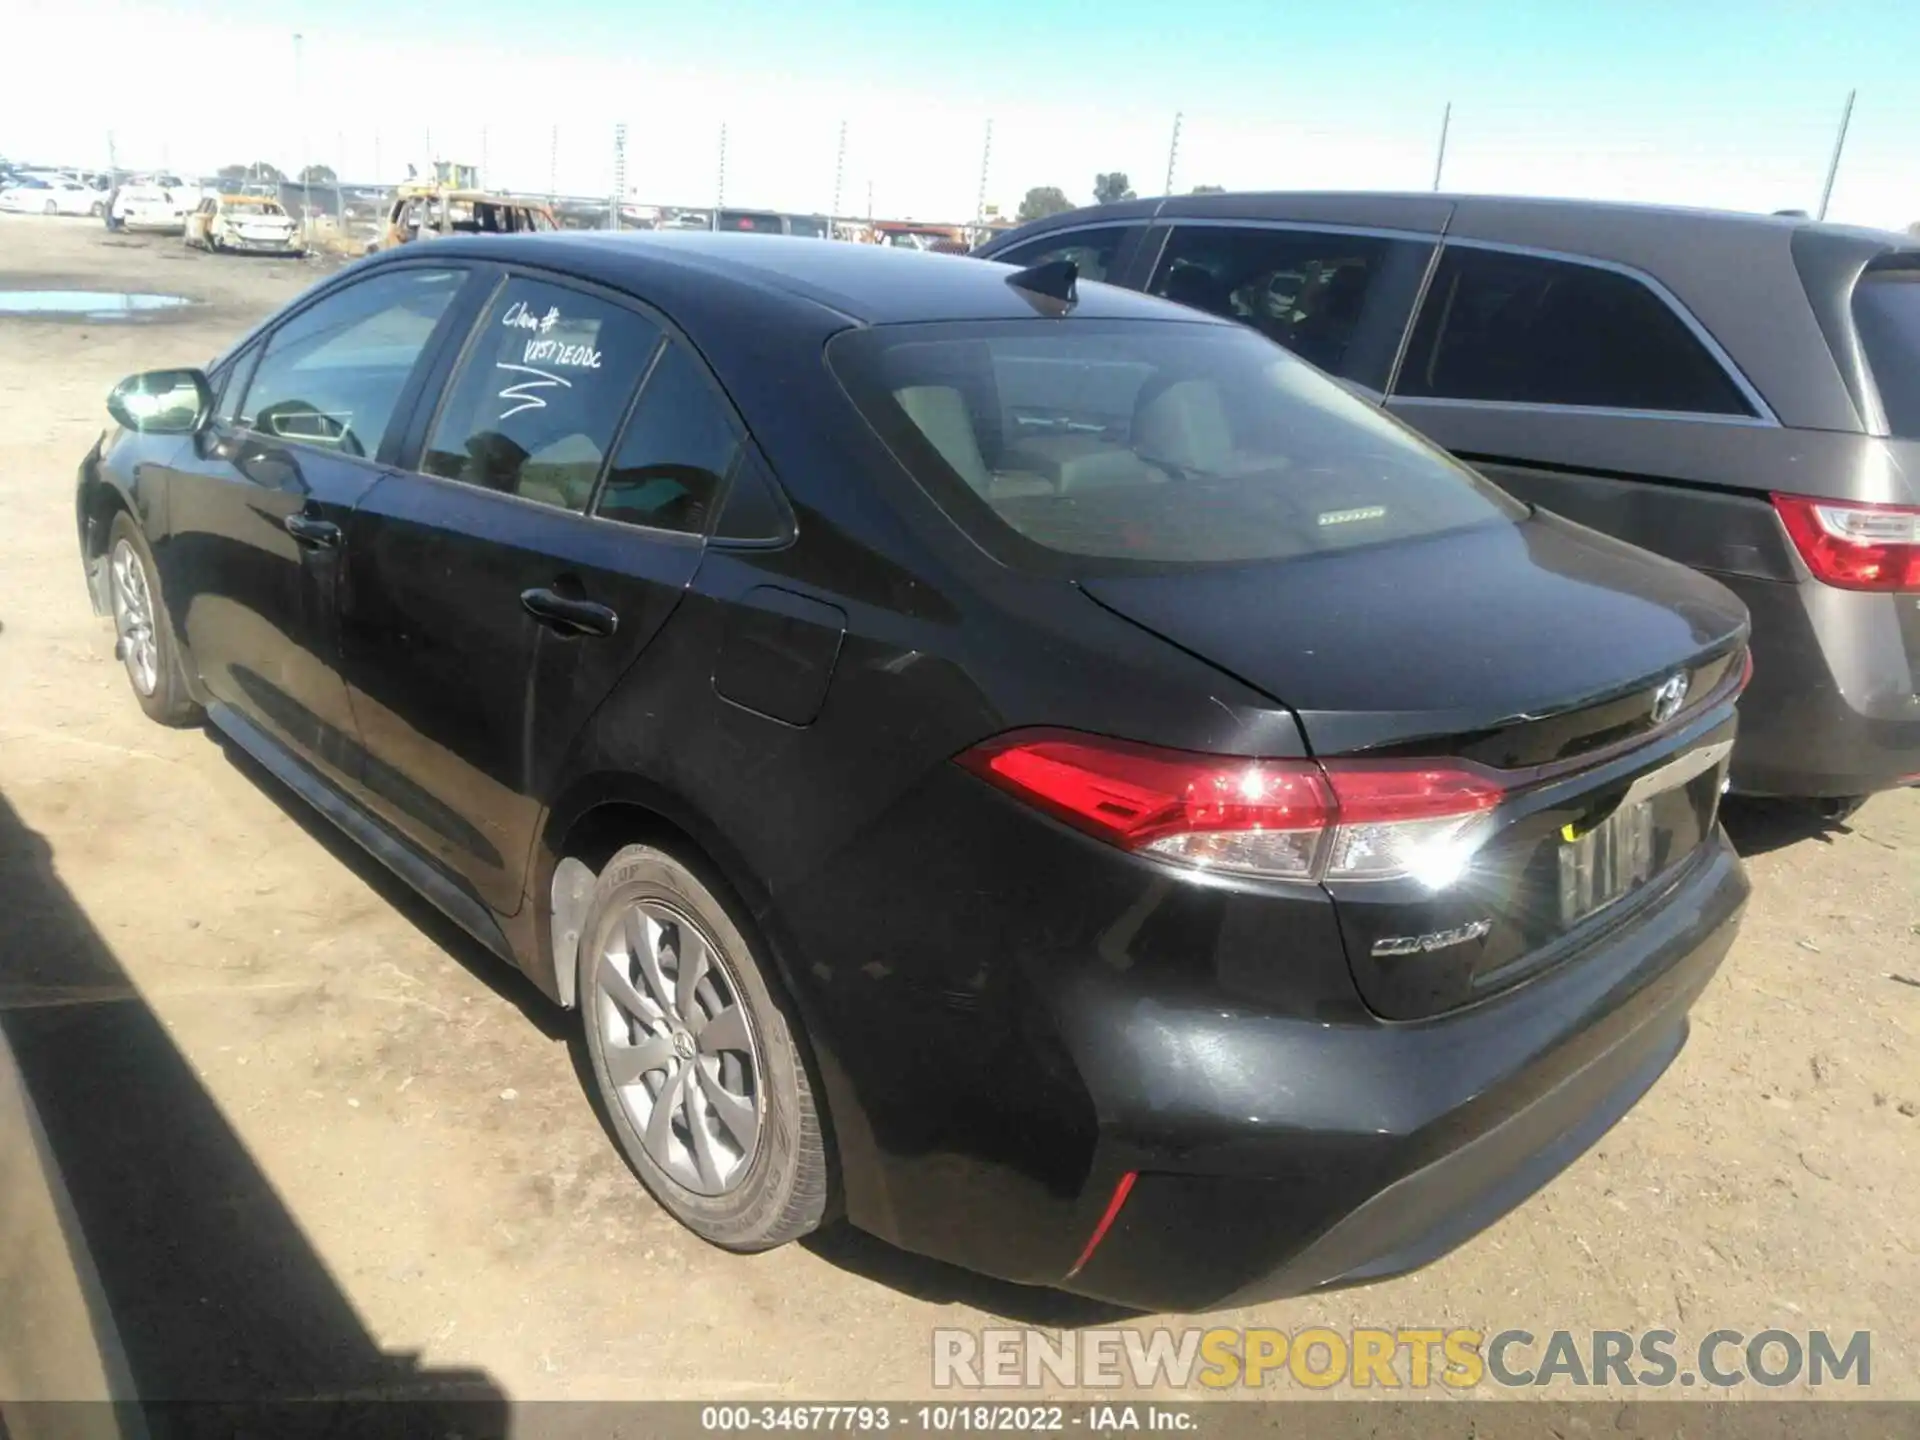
[284,513,341,548]
[520,588,619,639]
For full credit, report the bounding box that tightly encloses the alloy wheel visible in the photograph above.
[595,902,763,1196]
[109,539,160,697]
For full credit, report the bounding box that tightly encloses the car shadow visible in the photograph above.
[0,785,509,1429]
[1720,796,1857,858]
[203,728,567,1044]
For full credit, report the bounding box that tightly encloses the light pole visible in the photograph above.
[975,119,993,239]
[1165,111,1182,195]
[294,33,310,225]
[1817,89,1856,222]
[832,120,847,228]
[612,122,627,231]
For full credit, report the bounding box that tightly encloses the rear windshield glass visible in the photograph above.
[1854,268,1920,439]
[829,319,1524,570]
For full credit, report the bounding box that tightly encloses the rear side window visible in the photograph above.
[990,226,1138,284]
[830,319,1523,571]
[1147,224,1434,389]
[1853,268,1920,438]
[1398,246,1755,416]
[596,341,742,535]
[423,278,662,513]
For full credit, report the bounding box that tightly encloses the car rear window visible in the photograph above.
[1853,267,1920,439]
[829,318,1523,570]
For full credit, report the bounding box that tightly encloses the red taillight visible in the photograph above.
[959,732,1504,886]
[1772,493,1920,592]
[1739,649,1755,693]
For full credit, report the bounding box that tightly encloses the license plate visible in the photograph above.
[1558,800,1657,925]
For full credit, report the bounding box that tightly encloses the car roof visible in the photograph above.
[415,230,1226,327]
[1008,188,1914,245]
[994,190,1920,433]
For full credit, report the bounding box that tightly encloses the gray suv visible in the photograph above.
[977,194,1920,807]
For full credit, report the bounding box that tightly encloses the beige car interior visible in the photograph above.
[893,375,1272,503]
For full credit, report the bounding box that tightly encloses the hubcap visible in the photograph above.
[595,902,763,1196]
[109,539,160,697]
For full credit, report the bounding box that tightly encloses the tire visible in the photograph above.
[579,843,830,1251]
[105,513,200,726]
[43,200,57,216]
[90,200,106,218]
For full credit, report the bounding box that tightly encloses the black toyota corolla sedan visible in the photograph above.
[76,233,1751,1311]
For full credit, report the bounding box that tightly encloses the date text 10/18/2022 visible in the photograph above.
[699,1405,1197,1433]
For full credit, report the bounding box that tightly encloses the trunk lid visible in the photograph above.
[1081,510,1750,1019]
[1079,510,1746,762]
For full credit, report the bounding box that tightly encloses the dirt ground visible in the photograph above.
[1,212,1916,1408]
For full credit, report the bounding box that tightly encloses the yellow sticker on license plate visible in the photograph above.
[1558,800,1657,925]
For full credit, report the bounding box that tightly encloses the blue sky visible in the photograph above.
[8,0,1918,229]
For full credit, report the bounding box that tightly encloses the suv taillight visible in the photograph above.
[1773,492,1920,592]
[958,732,1504,888]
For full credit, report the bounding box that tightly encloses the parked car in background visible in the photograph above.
[184,194,304,255]
[0,175,106,217]
[712,208,788,234]
[369,185,558,252]
[77,234,1750,1311]
[980,194,1920,811]
[709,210,834,237]
[108,181,190,233]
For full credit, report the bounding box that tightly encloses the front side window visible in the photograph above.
[595,341,742,534]
[238,267,465,457]
[423,277,662,512]
[1852,267,1920,439]
[1147,225,1432,388]
[1398,246,1755,416]
[990,225,1138,285]
[830,319,1523,570]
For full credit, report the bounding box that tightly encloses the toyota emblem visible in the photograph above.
[1651,672,1690,725]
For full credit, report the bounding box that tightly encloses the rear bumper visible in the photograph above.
[788,749,1750,1312]
[1720,573,1920,798]
[1060,832,1748,1312]
[218,235,303,253]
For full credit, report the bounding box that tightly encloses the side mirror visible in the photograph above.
[107,368,212,435]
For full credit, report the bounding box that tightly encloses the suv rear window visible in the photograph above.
[1853,267,1920,439]
[830,319,1523,570]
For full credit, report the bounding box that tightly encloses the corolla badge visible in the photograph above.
[1371,918,1493,958]
[1650,672,1690,725]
